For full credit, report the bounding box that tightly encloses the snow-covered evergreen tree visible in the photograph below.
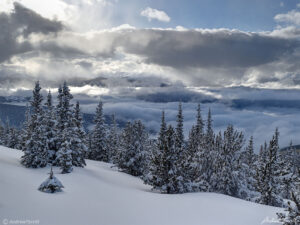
[255,128,284,207]
[38,167,64,193]
[57,129,73,173]
[204,108,216,187]
[7,127,20,149]
[55,82,74,153]
[55,81,81,172]
[70,101,87,167]
[242,136,256,166]
[175,102,184,152]
[279,141,299,200]
[145,111,167,189]
[285,142,298,175]
[185,104,209,192]
[187,104,204,158]
[85,132,93,159]
[90,101,108,161]
[278,190,300,225]
[117,120,149,176]
[238,136,258,200]
[146,111,184,193]
[106,114,119,163]
[173,102,186,192]
[0,119,4,145]
[43,91,57,163]
[205,108,214,148]
[56,82,74,133]
[21,81,48,168]
[162,124,183,193]
[3,118,11,147]
[20,104,31,150]
[214,125,244,197]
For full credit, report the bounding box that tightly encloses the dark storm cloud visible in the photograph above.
[36,27,300,71]
[0,2,63,63]
[114,29,299,69]
[39,41,87,59]
[11,2,63,36]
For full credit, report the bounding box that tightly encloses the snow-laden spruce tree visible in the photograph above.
[255,128,284,207]
[187,104,204,159]
[205,108,214,148]
[0,118,21,149]
[107,114,119,164]
[162,124,182,193]
[21,81,49,168]
[238,136,258,200]
[146,111,184,193]
[39,167,64,193]
[43,91,57,163]
[185,104,209,192]
[203,108,217,189]
[209,131,223,191]
[85,131,93,159]
[7,127,20,149]
[20,104,31,150]
[173,102,187,192]
[0,119,4,145]
[54,84,65,165]
[55,82,84,172]
[2,118,11,147]
[90,101,108,161]
[57,128,73,173]
[284,142,299,175]
[277,190,300,225]
[55,82,74,149]
[70,101,87,167]
[214,125,244,197]
[56,82,74,132]
[279,141,300,200]
[175,102,184,153]
[117,120,149,176]
[146,111,167,189]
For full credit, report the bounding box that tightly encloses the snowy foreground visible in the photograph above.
[0,146,283,225]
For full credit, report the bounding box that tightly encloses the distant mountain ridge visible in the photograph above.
[0,96,31,103]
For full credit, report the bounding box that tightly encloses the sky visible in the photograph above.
[1,0,300,149]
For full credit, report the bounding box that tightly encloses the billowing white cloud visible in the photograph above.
[140,7,170,22]
[0,0,75,21]
[274,9,300,25]
[0,0,115,32]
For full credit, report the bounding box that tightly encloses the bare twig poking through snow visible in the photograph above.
[38,166,64,193]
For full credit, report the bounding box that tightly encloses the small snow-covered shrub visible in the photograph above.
[38,167,64,193]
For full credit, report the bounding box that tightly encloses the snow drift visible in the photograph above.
[0,146,283,225]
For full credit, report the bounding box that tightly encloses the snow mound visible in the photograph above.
[0,146,283,225]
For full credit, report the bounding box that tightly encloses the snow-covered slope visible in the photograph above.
[0,146,283,225]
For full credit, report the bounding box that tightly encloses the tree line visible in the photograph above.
[0,81,299,218]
